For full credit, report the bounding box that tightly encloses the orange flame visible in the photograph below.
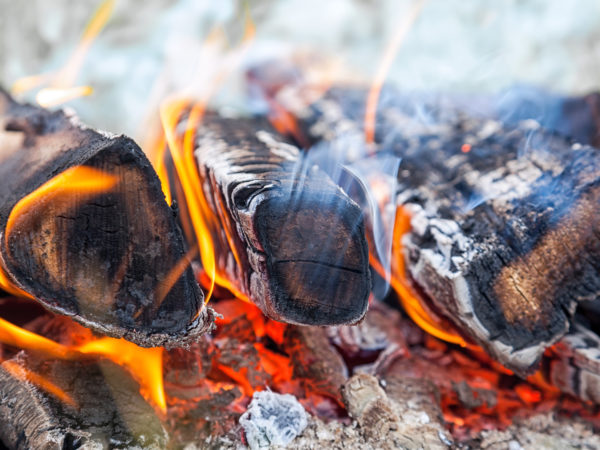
[371,205,469,346]
[5,166,118,242]
[364,0,425,146]
[159,102,251,305]
[0,266,34,299]
[0,166,118,297]
[151,12,256,305]
[36,86,95,108]
[154,245,199,306]
[77,337,165,412]
[3,359,78,408]
[0,166,166,411]
[12,0,114,106]
[0,316,166,412]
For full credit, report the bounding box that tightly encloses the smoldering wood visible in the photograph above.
[0,353,167,449]
[285,86,600,376]
[282,325,348,404]
[0,89,214,347]
[187,114,371,325]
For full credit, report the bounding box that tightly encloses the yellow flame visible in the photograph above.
[36,86,94,108]
[52,0,116,89]
[0,317,77,359]
[77,337,165,412]
[151,10,256,305]
[154,246,199,306]
[159,101,252,306]
[0,316,166,412]
[6,166,118,242]
[0,166,118,299]
[11,74,52,96]
[0,265,34,299]
[11,0,114,105]
[364,0,425,145]
[3,360,78,408]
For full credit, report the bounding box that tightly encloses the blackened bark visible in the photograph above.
[187,115,371,325]
[288,86,600,375]
[0,89,214,347]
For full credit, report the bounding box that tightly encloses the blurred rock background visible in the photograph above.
[1,0,600,139]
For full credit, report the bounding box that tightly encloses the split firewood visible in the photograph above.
[0,89,213,347]
[183,114,371,325]
[282,86,600,375]
[0,353,167,449]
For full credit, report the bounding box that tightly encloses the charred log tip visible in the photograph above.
[0,103,209,343]
[255,184,371,326]
[121,304,218,349]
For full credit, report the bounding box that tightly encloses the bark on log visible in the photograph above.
[0,353,167,449]
[286,86,600,375]
[187,115,370,325]
[0,89,213,347]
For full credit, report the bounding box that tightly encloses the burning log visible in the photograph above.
[188,115,371,325]
[0,353,167,449]
[0,89,213,347]
[283,86,600,375]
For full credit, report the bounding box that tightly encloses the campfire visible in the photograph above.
[0,1,600,448]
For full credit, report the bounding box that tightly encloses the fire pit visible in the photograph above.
[0,1,600,448]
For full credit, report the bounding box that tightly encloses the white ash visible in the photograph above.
[239,390,308,450]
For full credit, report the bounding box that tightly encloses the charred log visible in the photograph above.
[286,86,600,375]
[186,115,371,325]
[0,89,213,347]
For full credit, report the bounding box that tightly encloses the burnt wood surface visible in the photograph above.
[0,354,167,449]
[186,115,371,325]
[285,86,600,375]
[0,89,213,347]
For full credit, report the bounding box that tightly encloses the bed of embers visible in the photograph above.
[1,285,600,449]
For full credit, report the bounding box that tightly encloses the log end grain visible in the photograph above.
[255,185,371,325]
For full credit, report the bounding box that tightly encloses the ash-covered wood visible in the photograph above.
[0,89,213,347]
[546,323,600,404]
[341,373,450,449]
[0,353,167,449]
[190,115,370,325]
[287,86,600,375]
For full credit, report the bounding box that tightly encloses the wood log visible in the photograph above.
[0,89,213,347]
[285,86,600,375]
[184,115,371,325]
[0,353,167,449]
